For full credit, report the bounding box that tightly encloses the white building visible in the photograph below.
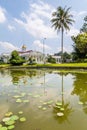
[52,55,61,63]
[0,53,11,63]
[18,45,44,64]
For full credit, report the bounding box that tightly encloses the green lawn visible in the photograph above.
[0,63,87,68]
[35,63,87,67]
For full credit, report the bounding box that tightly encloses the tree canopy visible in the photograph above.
[51,6,74,63]
[72,33,87,60]
[10,50,25,65]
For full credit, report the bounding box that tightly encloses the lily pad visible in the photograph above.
[57,112,64,117]
[8,125,15,130]
[56,102,62,106]
[2,117,10,122]
[78,101,83,105]
[16,99,22,103]
[18,111,23,114]
[10,115,19,121]
[47,100,53,104]
[19,117,26,122]
[42,107,47,110]
[21,93,26,97]
[43,102,47,105]
[5,120,15,126]
[38,106,42,109]
[13,95,21,98]
[0,127,7,130]
[5,112,13,117]
[60,108,64,111]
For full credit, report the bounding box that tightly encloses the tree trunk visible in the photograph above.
[61,27,64,63]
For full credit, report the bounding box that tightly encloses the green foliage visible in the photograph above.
[47,56,56,63]
[80,16,87,33]
[72,33,87,61]
[51,6,74,63]
[51,6,74,32]
[63,52,71,62]
[28,57,36,65]
[10,50,25,65]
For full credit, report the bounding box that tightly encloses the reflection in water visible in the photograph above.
[53,73,73,123]
[71,73,87,114]
[0,69,87,130]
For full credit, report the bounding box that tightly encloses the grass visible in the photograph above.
[34,63,87,67]
[0,64,10,68]
[0,63,87,69]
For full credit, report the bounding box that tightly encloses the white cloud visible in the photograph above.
[66,27,79,36]
[0,6,6,23]
[8,25,16,32]
[0,41,19,53]
[33,40,51,50]
[14,1,57,39]
[30,1,53,19]
[78,11,87,16]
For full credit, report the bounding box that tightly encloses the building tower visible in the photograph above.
[22,44,26,52]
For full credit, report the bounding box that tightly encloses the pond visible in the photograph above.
[0,68,87,130]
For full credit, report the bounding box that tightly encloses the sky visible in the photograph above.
[0,0,87,54]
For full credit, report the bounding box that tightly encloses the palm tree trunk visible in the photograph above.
[61,27,64,63]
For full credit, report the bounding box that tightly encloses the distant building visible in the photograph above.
[51,55,61,63]
[0,44,46,64]
[0,53,11,63]
[18,45,44,64]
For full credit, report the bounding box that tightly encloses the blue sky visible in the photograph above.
[0,0,87,54]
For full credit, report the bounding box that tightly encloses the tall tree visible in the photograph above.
[51,6,74,63]
[80,16,87,33]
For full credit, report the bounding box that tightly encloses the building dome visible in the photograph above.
[22,44,26,51]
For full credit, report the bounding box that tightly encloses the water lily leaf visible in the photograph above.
[8,125,15,130]
[5,120,15,125]
[18,111,23,114]
[5,112,13,117]
[13,95,21,98]
[57,112,64,117]
[56,102,62,106]
[42,107,47,110]
[10,115,19,121]
[78,101,83,105]
[60,108,64,111]
[0,126,7,130]
[2,117,10,122]
[16,99,22,103]
[38,106,42,109]
[43,102,47,105]
[47,100,53,104]
[21,93,26,97]
[19,117,26,122]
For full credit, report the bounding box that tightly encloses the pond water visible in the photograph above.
[0,69,87,130]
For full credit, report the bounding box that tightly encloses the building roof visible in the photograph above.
[18,50,33,54]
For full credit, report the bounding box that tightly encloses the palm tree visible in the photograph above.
[51,6,74,63]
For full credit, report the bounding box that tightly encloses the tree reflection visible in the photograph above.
[10,69,38,84]
[71,73,87,114]
[53,73,73,123]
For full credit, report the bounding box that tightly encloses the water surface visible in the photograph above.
[0,69,87,130]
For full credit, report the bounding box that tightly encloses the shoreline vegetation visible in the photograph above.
[0,63,87,70]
